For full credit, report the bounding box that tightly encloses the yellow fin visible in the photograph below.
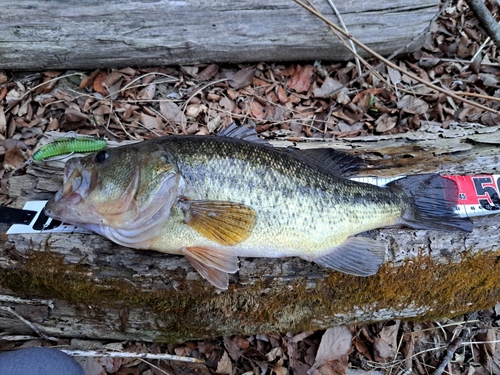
[182,246,240,289]
[180,199,256,246]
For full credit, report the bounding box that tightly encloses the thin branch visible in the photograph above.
[0,306,58,342]
[465,0,500,48]
[60,349,205,363]
[323,0,362,77]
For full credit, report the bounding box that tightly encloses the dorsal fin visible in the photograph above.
[217,123,270,145]
[294,148,364,178]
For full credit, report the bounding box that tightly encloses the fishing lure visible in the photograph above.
[32,137,107,161]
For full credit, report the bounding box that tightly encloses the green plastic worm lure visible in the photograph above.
[32,137,107,161]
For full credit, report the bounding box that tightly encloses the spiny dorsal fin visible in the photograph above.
[217,123,270,145]
[182,246,240,289]
[180,199,257,246]
[295,148,363,178]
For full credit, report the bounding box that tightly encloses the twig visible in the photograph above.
[323,0,362,77]
[293,0,500,116]
[60,349,205,363]
[434,335,463,375]
[0,335,38,341]
[465,0,500,48]
[434,313,477,375]
[0,306,58,342]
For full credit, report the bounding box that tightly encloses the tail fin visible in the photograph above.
[388,174,473,232]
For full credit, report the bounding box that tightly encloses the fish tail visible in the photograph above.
[389,174,473,232]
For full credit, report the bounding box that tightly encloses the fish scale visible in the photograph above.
[148,136,406,255]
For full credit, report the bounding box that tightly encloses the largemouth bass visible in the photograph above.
[45,125,472,289]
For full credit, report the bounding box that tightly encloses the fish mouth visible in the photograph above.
[45,159,94,219]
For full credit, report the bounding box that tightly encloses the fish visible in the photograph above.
[44,125,473,289]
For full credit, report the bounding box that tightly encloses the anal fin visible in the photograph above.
[182,246,239,289]
[180,199,256,246]
[311,237,386,276]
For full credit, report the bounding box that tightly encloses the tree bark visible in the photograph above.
[0,0,438,70]
[1,123,500,343]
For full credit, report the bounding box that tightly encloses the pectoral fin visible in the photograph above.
[311,237,386,276]
[182,246,240,289]
[180,199,256,246]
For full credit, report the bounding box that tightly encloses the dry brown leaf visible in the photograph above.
[397,95,429,114]
[76,357,107,375]
[160,101,187,127]
[277,85,288,104]
[223,336,241,361]
[372,336,392,362]
[93,105,111,116]
[265,347,284,362]
[138,113,163,129]
[215,351,232,374]
[476,328,496,359]
[0,87,7,102]
[0,71,7,85]
[253,77,270,87]
[185,104,207,118]
[235,336,250,350]
[375,114,397,133]
[60,108,88,130]
[4,142,25,172]
[378,320,400,355]
[137,83,156,100]
[180,66,199,78]
[103,71,123,88]
[219,97,235,112]
[312,77,343,98]
[80,70,101,90]
[309,327,352,375]
[315,357,348,375]
[107,79,123,101]
[230,68,255,90]
[0,106,6,135]
[272,366,289,375]
[288,65,314,93]
[387,66,402,86]
[93,72,109,95]
[250,101,265,120]
[198,64,219,81]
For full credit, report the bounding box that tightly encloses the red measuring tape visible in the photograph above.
[444,175,500,217]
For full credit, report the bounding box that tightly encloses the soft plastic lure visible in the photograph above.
[32,137,107,161]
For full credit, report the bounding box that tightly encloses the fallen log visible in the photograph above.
[0,0,438,70]
[1,123,500,343]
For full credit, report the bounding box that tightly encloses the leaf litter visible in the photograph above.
[2,0,500,374]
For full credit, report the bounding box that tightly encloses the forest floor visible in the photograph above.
[2,0,500,374]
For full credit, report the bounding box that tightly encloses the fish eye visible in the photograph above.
[94,150,109,163]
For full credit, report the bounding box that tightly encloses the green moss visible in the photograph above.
[1,241,500,342]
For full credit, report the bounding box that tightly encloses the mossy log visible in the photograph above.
[1,123,500,343]
[0,0,438,70]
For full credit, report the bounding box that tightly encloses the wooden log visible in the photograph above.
[0,0,438,70]
[1,124,500,343]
